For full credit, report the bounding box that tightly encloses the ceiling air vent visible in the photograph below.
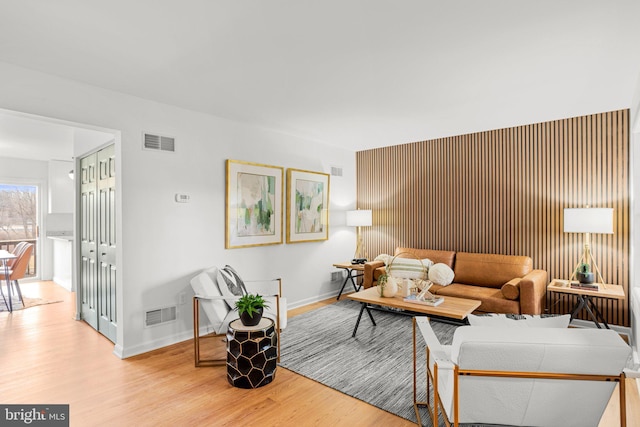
[143,132,175,152]
[331,166,343,177]
[145,306,177,327]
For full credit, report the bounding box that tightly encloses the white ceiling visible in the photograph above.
[0,111,74,162]
[1,0,639,154]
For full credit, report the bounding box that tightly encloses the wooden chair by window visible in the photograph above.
[6,241,28,270]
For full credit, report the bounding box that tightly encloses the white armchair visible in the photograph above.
[190,266,287,367]
[412,317,631,427]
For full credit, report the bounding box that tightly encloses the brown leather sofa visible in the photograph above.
[363,247,548,315]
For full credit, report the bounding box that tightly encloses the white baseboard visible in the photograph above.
[287,289,343,310]
[52,275,72,291]
[114,289,344,359]
[114,330,195,359]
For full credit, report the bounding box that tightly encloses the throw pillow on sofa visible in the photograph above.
[467,313,571,328]
[388,257,433,280]
[374,253,433,280]
[501,278,522,300]
[217,265,248,309]
[428,263,455,285]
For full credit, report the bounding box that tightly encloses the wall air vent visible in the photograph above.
[143,132,175,152]
[331,166,343,177]
[145,306,177,327]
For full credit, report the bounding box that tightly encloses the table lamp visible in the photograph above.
[563,207,613,286]
[346,209,372,260]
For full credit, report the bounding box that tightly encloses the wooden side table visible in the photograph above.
[547,279,625,329]
[332,262,366,300]
[226,318,278,388]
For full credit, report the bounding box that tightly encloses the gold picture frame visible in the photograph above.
[286,168,330,243]
[226,159,284,249]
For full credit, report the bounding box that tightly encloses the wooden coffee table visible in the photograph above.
[346,287,481,337]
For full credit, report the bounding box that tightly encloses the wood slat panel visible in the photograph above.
[356,110,630,326]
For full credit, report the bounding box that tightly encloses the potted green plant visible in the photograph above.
[576,262,594,284]
[235,294,270,326]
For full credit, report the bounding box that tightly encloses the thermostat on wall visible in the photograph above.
[175,194,190,203]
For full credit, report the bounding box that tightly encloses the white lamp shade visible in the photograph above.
[563,208,614,234]
[346,209,372,227]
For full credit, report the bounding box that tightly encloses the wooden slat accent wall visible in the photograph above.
[356,110,630,326]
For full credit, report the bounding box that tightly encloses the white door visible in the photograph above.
[80,144,116,342]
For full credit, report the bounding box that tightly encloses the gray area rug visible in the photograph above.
[279,299,460,426]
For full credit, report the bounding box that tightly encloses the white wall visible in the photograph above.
[0,61,357,358]
[47,159,74,214]
[630,71,640,361]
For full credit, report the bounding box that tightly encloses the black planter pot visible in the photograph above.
[239,308,263,327]
[576,272,595,284]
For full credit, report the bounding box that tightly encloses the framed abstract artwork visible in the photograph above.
[286,168,330,243]
[226,159,284,249]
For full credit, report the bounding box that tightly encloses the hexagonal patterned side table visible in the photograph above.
[226,318,278,388]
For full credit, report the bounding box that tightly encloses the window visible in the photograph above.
[0,184,37,277]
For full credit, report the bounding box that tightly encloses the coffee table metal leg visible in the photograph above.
[365,303,376,325]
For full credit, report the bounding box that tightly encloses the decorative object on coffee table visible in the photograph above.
[377,274,398,297]
[377,252,429,297]
[227,318,278,388]
[235,293,269,326]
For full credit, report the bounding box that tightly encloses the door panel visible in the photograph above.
[80,144,116,342]
[97,145,117,342]
[80,153,98,330]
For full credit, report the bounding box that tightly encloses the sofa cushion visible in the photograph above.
[501,278,521,300]
[428,263,455,285]
[468,313,570,328]
[435,283,520,314]
[395,247,456,269]
[453,252,532,288]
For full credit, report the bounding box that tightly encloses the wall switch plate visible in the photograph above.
[178,292,186,304]
[175,194,190,203]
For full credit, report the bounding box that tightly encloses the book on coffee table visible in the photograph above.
[403,294,444,307]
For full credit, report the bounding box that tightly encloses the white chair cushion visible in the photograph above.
[190,267,230,327]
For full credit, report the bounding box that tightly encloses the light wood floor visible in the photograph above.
[1,282,638,427]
